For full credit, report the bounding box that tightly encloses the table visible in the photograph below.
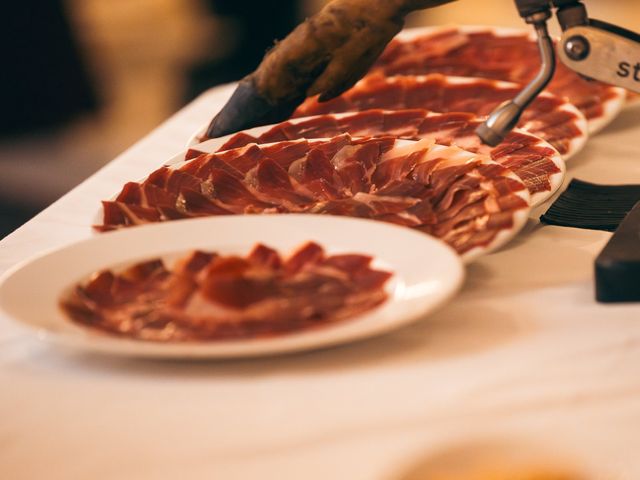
[1,85,640,479]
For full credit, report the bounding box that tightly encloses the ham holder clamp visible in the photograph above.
[477,0,640,146]
[484,1,640,303]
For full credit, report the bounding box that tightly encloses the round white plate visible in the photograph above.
[98,136,531,264]
[183,110,566,208]
[0,215,464,359]
[187,87,585,165]
[398,437,596,479]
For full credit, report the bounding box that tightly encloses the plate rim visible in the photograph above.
[0,215,465,359]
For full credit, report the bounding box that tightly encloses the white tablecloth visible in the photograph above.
[1,85,640,479]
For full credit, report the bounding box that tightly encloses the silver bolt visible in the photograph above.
[564,35,590,61]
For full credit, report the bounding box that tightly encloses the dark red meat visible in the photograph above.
[294,73,583,158]
[60,242,392,342]
[219,109,562,199]
[371,27,622,127]
[99,135,529,256]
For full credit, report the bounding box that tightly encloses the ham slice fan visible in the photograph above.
[98,135,530,261]
[370,25,626,133]
[60,242,392,342]
[294,73,587,161]
[215,109,565,206]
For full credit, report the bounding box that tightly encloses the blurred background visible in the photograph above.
[1,0,638,239]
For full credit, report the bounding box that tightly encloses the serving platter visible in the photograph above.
[0,215,464,359]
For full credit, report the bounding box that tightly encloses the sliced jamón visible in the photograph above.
[294,73,587,161]
[371,26,626,133]
[99,135,530,260]
[216,109,564,206]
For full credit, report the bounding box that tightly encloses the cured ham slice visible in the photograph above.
[215,109,565,206]
[99,135,530,261]
[60,242,392,342]
[371,25,626,134]
[294,73,587,161]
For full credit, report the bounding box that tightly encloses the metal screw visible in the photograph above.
[564,35,590,61]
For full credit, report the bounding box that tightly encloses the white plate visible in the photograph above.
[188,84,586,165]
[392,25,626,135]
[0,215,464,359]
[98,136,531,264]
[179,138,532,264]
[184,111,567,208]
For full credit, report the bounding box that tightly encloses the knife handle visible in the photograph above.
[595,201,640,302]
